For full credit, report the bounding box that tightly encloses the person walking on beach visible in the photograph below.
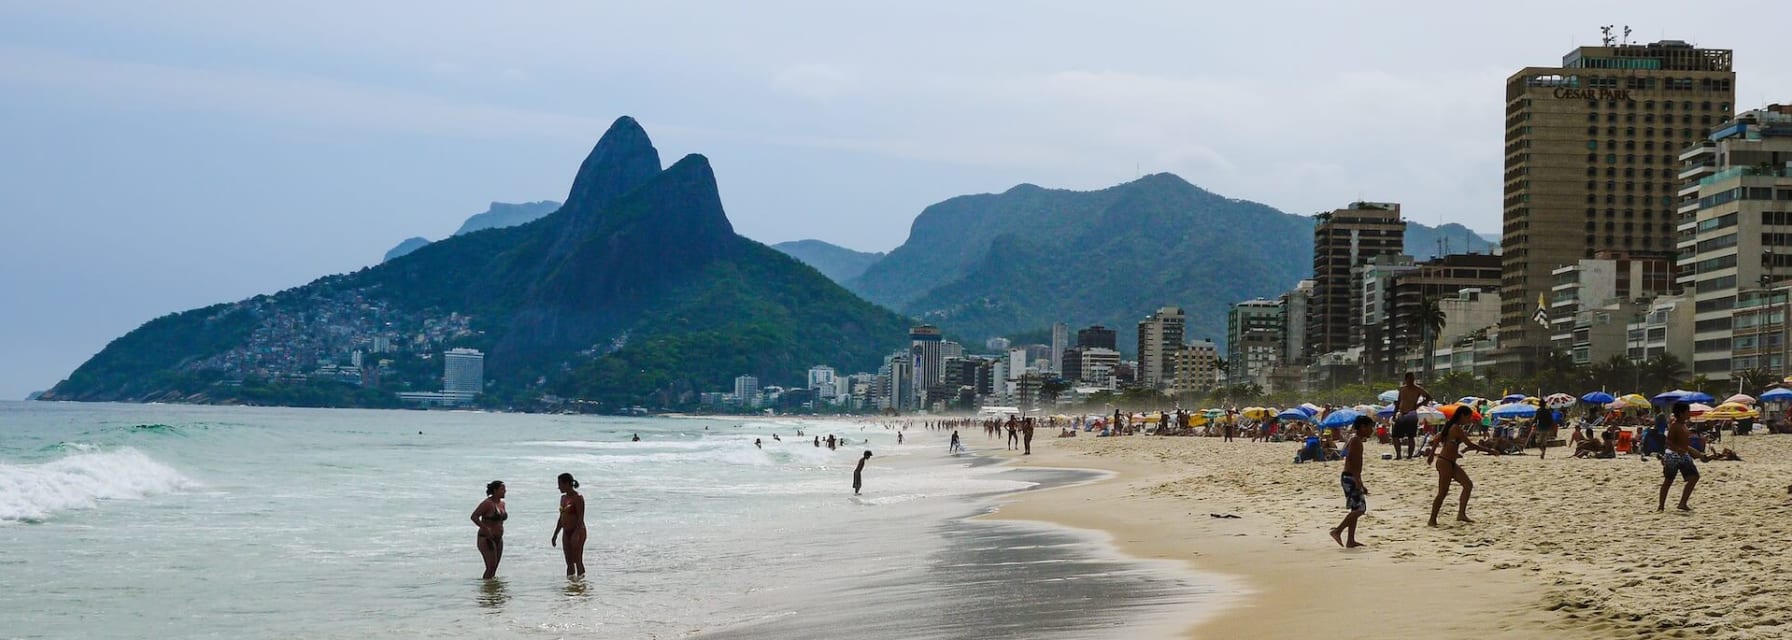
[471,480,507,579]
[1427,406,1498,526]
[949,430,962,454]
[853,450,871,495]
[1331,416,1374,547]
[1393,372,1433,460]
[551,473,586,577]
[1658,402,1710,512]
[1006,416,1019,450]
[1022,418,1034,455]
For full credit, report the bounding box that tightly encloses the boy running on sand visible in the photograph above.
[1330,416,1375,547]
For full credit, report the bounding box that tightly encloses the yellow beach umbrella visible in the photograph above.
[1616,394,1650,408]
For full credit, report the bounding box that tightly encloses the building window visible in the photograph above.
[1587,140,1599,150]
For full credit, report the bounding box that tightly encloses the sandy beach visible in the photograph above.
[983,431,1792,640]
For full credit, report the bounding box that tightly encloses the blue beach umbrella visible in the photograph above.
[1653,390,1688,405]
[1580,391,1616,405]
[1276,409,1314,422]
[1319,409,1364,429]
[1680,391,1715,404]
[1500,393,1527,404]
[1377,389,1399,403]
[1489,403,1538,419]
[1297,404,1320,416]
[1760,388,1792,402]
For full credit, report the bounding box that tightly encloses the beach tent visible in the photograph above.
[1544,393,1576,409]
[1319,409,1363,429]
[1580,391,1616,405]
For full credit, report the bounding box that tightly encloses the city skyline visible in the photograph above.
[7,2,1792,399]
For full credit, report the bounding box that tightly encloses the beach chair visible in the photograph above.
[1615,430,1633,454]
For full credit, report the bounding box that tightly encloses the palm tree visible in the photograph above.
[1415,297,1448,380]
[1640,354,1689,392]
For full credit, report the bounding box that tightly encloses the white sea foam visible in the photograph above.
[0,448,196,523]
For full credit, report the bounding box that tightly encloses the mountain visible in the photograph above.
[45,117,912,409]
[771,240,886,283]
[846,175,1499,355]
[383,237,431,262]
[382,201,562,262]
[1407,222,1499,259]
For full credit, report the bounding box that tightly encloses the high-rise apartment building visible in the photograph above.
[1169,341,1219,394]
[909,325,944,406]
[1498,39,1734,372]
[1677,105,1792,378]
[1308,202,1405,359]
[1227,299,1283,387]
[1075,325,1117,351]
[1136,306,1186,388]
[733,375,760,408]
[1279,280,1314,365]
[1049,323,1068,374]
[443,348,484,400]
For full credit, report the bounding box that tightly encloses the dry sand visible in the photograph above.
[982,432,1792,640]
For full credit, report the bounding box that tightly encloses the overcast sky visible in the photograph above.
[3,1,1789,398]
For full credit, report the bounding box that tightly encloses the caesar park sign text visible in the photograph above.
[1553,87,1634,101]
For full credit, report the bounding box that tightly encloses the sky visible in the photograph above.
[3,1,1790,399]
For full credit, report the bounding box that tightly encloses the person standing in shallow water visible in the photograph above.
[471,481,507,579]
[853,451,871,495]
[552,473,586,577]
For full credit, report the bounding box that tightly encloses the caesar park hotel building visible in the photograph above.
[1497,39,1734,372]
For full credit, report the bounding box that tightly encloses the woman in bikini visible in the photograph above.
[1427,407,1498,527]
[551,473,587,577]
[471,480,507,579]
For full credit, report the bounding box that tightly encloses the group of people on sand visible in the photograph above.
[1328,372,1732,548]
[470,474,586,580]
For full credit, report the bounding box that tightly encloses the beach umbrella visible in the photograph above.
[1522,396,1542,407]
[1377,389,1399,403]
[1276,409,1313,422]
[1319,409,1363,429]
[1681,391,1716,404]
[1544,393,1576,409]
[1489,403,1538,419]
[1377,404,1397,417]
[1712,402,1751,413]
[1580,391,1616,404]
[1458,396,1484,405]
[1617,393,1650,408]
[1241,407,1274,420]
[1500,393,1527,403]
[1416,407,1447,424]
[1652,390,1688,405]
[1298,403,1321,415]
[1761,388,1792,402]
[1439,404,1481,423]
[1697,407,1759,422]
[1725,394,1756,406]
[1688,403,1714,415]
[1351,404,1379,415]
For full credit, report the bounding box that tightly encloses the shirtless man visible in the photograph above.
[1330,416,1374,547]
[1392,372,1433,460]
[1658,402,1711,512]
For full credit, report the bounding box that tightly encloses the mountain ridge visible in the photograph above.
[46,117,911,409]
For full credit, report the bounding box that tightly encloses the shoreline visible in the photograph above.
[978,436,1604,640]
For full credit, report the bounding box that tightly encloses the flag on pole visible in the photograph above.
[1532,293,1549,327]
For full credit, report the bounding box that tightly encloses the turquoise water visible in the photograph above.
[0,402,1218,639]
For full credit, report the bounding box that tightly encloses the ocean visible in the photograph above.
[0,402,1224,639]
